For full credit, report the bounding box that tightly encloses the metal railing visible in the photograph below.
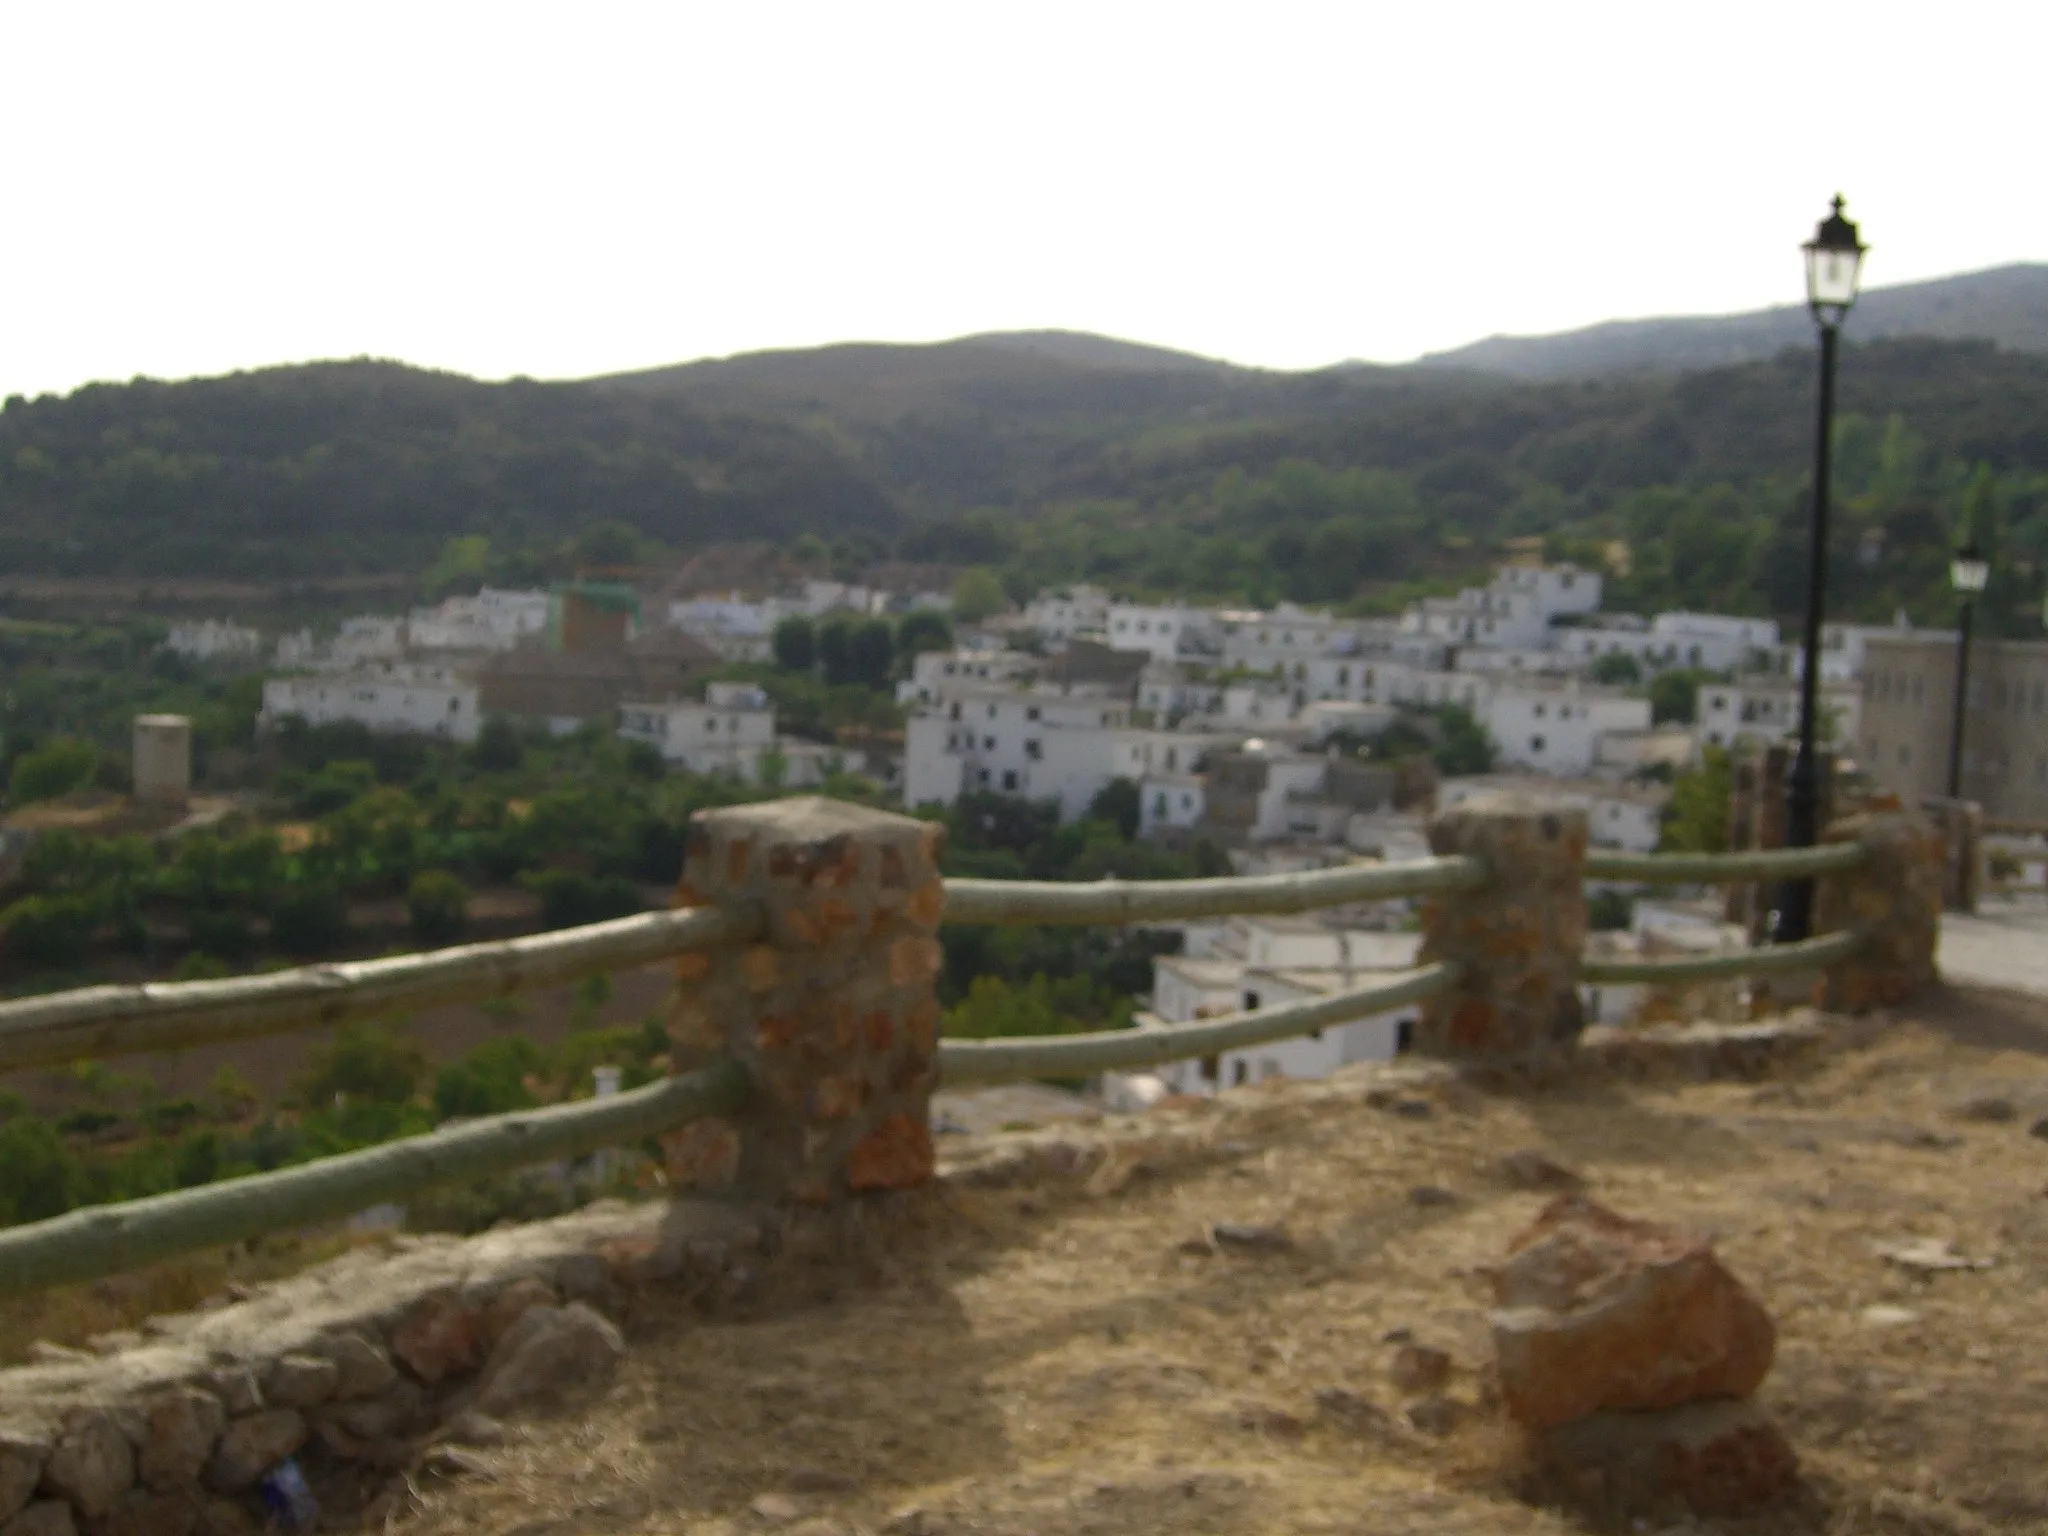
[0,834,1876,1299]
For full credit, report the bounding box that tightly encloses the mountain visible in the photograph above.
[1417,264,2048,379]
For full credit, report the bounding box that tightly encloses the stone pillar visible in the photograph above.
[1811,807,1944,1012]
[1917,796,1982,914]
[1415,791,1588,1065]
[664,796,946,1205]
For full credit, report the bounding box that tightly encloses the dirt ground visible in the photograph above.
[385,993,2048,1536]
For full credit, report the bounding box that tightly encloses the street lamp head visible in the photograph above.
[1951,539,1990,596]
[1802,194,1867,328]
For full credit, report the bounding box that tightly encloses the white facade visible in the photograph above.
[166,619,262,662]
[261,669,481,742]
[1481,684,1651,774]
[617,683,777,778]
[1698,681,1862,753]
[1138,774,1206,837]
[1558,611,1779,675]
[1106,603,1212,662]
[406,589,550,653]
[1215,605,1363,673]
[897,648,1033,707]
[1406,564,1601,650]
[1022,586,1110,642]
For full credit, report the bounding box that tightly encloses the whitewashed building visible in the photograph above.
[166,619,263,662]
[1439,773,1668,853]
[260,667,481,742]
[1481,682,1652,775]
[1022,586,1111,642]
[1697,681,1862,753]
[617,682,777,778]
[1106,603,1214,663]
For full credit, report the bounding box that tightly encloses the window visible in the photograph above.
[1530,735,1546,753]
[1233,1061,1250,1086]
[982,736,995,751]
[977,768,991,785]
[1242,991,1261,1011]
[1026,705,1041,722]
[1200,1054,1219,1082]
[986,703,997,719]
[1024,740,1041,760]
[1533,703,1547,718]
[948,702,961,720]
[1001,771,1018,791]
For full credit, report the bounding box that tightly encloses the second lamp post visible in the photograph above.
[1947,539,1989,798]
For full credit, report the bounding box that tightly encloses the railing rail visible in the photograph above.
[943,855,1487,925]
[1581,928,1861,986]
[0,1059,750,1300]
[938,963,1458,1086]
[1584,841,1867,885]
[0,906,757,1076]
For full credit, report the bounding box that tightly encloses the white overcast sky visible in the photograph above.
[3,1,2043,400]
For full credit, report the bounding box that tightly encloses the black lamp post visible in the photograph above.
[1946,538,1989,798]
[1776,196,1867,944]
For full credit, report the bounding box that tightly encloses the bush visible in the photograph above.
[406,869,470,946]
[270,882,351,956]
[1,894,100,969]
[187,908,255,960]
[0,1114,81,1225]
[1588,888,1636,931]
[433,1035,541,1119]
[772,616,816,672]
[8,737,99,803]
[469,716,524,772]
[293,1023,424,1110]
[524,870,643,929]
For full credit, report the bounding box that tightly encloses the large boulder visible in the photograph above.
[1490,1196,1775,1431]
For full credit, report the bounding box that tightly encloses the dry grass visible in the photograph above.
[313,1009,2048,1532]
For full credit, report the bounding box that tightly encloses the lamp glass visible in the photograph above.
[1951,554,1990,595]
[1802,195,1867,324]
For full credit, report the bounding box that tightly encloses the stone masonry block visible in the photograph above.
[1812,807,1943,1012]
[670,797,945,1203]
[1416,791,1587,1065]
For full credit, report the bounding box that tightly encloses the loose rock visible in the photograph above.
[478,1277,557,1350]
[1953,1095,2015,1123]
[2030,1115,2048,1141]
[200,1368,261,1417]
[1404,1396,1465,1436]
[1388,1344,1452,1394]
[1873,1236,1994,1272]
[204,1411,306,1493]
[137,1387,226,1490]
[1538,1397,1799,1517]
[1497,1149,1584,1190]
[0,1500,75,1536]
[94,1488,197,1536]
[1208,1223,1293,1253]
[471,1303,625,1416]
[1313,1387,1392,1431]
[317,1334,397,1401]
[263,1354,339,1411]
[1489,1195,1775,1431]
[390,1291,483,1385]
[0,1430,48,1523]
[437,1412,507,1449]
[749,1492,802,1524]
[40,1409,134,1520]
[1407,1186,1458,1208]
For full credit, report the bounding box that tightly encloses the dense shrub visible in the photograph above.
[406,869,470,946]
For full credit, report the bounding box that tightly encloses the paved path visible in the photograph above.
[1940,900,2048,1000]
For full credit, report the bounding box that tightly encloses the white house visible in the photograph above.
[1405,564,1601,650]
[1106,603,1213,663]
[1558,611,1779,675]
[166,619,263,662]
[617,682,778,778]
[407,589,550,653]
[260,668,481,742]
[1215,604,1363,673]
[1697,681,1862,753]
[1480,682,1651,774]
[1022,585,1111,642]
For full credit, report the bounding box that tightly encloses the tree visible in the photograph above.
[1589,652,1642,686]
[1647,668,1711,725]
[772,616,816,673]
[816,614,857,687]
[1,894,99,969]
[0,1113,81,1225]
[1433,705,1495,776]
[1660,748,1732,853]
[847,617,895,690]
[896,609,953,659]
[950,567,1007,624]
[574,520,642,570]
[8,738,98,803]
[407,869,470,946]
[1086,778,1142,840]
[470,716,523,772]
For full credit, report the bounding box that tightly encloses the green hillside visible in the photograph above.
[2,333,2045,632]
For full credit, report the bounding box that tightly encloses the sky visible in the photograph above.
[4,1,2044,400]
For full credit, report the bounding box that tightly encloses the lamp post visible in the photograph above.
[1775,196,1868,944]
[1946,538,1989,798]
